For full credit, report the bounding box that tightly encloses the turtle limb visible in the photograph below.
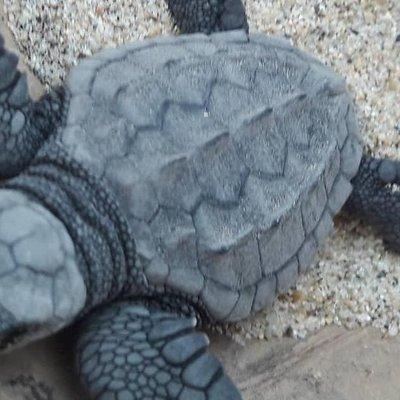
[346,155,400,252]
[75,301,242,400]
[0,33,64,179]
[165,0,248,34]
[0,188,86,352]
[0,139,137,352]
[2,140,135,309]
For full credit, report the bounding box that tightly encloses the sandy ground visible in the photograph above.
[1,1,400,399]
[1,326,400,400]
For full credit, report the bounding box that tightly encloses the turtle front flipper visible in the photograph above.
[0,188,86,352]
[165,0,248,34]
[75,302,242,400]
[0,33,63,179]
[346,155,400,252]
[0,138,137,351]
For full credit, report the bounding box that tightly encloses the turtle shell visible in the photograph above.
[61,31,362,322]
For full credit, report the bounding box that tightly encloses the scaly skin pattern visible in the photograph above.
[76,303,241,400]
[346,156,400,251]
[0,34,64,179]
[165,0,249,34]
[62,31,362,322]
[2,139,140,311]
[0,188,86,351]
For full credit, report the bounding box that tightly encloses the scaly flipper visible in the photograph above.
[165,0,248,34]
[75,302,242,400]
[346,155,400,251]
[0,189,86,351]
[0,33,63,179]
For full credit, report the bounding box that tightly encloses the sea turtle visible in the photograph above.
[0,1,399,399]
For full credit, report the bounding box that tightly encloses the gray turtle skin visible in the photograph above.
[0,1,399,399]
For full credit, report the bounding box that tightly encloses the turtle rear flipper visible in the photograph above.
[75,302,242,400]
[0,189,86,352]
[346,156,400,252]
[0,33,63,179]
[165,0,248,34]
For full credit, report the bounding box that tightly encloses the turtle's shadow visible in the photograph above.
[0,329,87,400]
